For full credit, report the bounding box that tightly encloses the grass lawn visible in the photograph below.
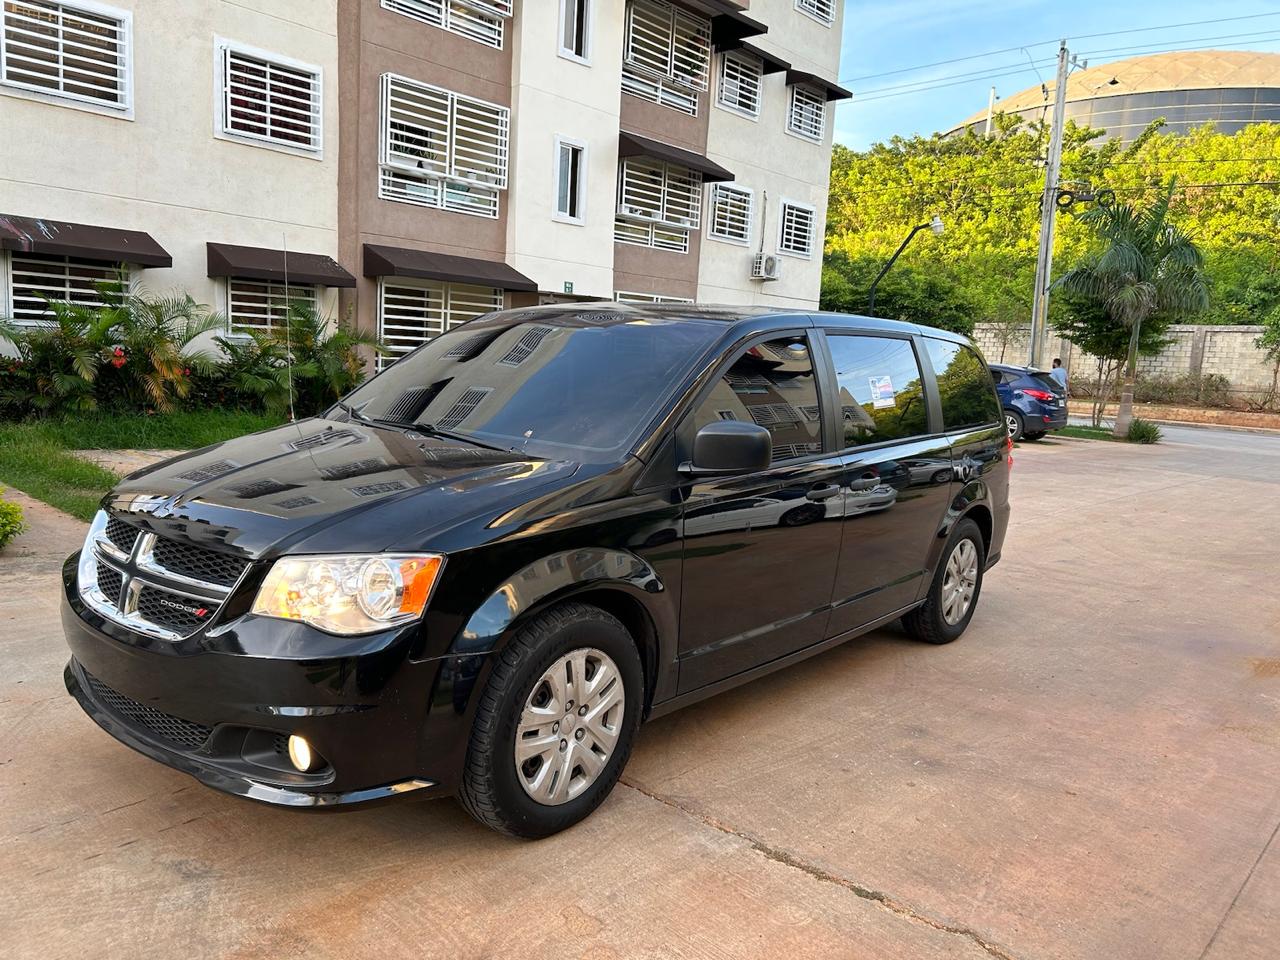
[1054,425,1120,441]
[0,411,284,522]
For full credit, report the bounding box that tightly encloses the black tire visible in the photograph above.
[1004,409,1025,442]
[458,602,643,838]
[1023,431,1046,441]
[902,518,986,645]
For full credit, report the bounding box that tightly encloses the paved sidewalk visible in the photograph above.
[2,430,1278,959]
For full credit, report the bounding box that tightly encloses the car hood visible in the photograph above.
[104,419,581,558]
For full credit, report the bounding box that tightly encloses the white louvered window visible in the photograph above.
[219,43,322,152]
[613,217,690,253]
[380,73,510,220]
[708,183,752,245]
[621,0,709,117]
[615,291,693,304]
[778,201,816,258]
[0,0,130,111]
[617,157,702,230]
[376,278,502,370]
[787,85,826,142]
[380,0,511,50]
[5,252,119,324]
[795,0,836,24]
[717,51,761,118]
[226,279,316,334]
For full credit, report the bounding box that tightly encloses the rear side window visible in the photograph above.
[924,340,1001,431]
[826,334,929,448]
[691,335,823,463]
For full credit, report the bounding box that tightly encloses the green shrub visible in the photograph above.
[0,488,26,549]
[1127,418,1163,444]
[1134,373,1233,408]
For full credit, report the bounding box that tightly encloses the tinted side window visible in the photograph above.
[924,339,1002,430]
[692,335,822,463]
[827,334,929,448]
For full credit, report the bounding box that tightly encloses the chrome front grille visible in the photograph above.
[79,512,251,641]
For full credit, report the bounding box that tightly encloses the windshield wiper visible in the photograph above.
[335,400,375,425]
[415,424,518,454]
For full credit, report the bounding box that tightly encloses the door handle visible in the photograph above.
[848,475,879,492]
[805,484,840,501]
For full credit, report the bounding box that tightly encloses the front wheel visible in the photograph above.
[902,518,985,645]
[458,602,643,838]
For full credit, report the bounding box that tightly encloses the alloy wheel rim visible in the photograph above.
[941,538,979,625]
[515,647,625,806]
[1006,414,1019,436]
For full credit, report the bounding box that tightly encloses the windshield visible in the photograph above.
[340,312,723,462]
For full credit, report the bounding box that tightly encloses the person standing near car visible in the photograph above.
[1050,358,1068,394]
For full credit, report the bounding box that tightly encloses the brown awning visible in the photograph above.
[207,242,356,287]
[725,39,790,75]
[618,132,735,183]
[785,69,853,102]
[362,244,538,292]
[710,9,767,49]
[0,214,171,267]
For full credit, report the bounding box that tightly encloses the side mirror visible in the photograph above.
[680,421,772,475]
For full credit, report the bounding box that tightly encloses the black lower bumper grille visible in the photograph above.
[85,672,213,750]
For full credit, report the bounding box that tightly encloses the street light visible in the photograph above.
[867,216,945,314]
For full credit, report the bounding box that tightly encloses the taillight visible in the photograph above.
[1022,388,1055,402]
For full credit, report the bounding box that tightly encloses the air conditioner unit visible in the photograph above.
[751,253,782,281]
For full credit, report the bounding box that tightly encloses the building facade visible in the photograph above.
[2,0,845,363]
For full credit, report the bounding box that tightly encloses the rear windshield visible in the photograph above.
[340,313,722,461]
[1030,372,1064,394]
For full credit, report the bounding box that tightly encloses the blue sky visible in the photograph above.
[834,1,1280,148]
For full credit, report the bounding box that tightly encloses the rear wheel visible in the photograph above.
[1004,410,1025,442]
[902,518,985,645]
[1023,430,1046,441]
[458,602,643,838]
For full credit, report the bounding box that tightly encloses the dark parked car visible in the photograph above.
[62,306,1010,837]
[990,363,1067,440]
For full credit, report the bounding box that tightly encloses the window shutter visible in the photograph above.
[787,85,826,141]
[222,47,321,150]
[718,51,761,116]
[381,0,507,49]
[795,0,836,24]
[437,387,493,428]
[6,252,118,324]
[1,0,129,108]
[227,279,316,333]
[451,94,509,188]
[779,202,816,257]
[709,184,752,244]
[498,325,555,366]
[622,0,710,114]
[376,278,502,369]
[617,158,702,231]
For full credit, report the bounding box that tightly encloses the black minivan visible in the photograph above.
[62,305,1009,837]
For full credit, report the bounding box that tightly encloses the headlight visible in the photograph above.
[251,554,443,635]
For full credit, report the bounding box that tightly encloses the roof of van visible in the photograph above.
[494,302,971,343]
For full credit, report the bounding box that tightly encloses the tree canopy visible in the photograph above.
[823,118,1280,331]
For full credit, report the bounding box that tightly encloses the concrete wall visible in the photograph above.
[0,0,341,320]
[973,322,1277,397]
[697,0,844,308]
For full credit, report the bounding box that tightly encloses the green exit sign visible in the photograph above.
[563,281,574,294]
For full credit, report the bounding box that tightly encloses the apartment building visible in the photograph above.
[0,0,348,333]
[1,0,845,361]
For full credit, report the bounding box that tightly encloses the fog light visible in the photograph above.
[287,734,321,772]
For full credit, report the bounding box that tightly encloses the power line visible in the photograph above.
[852,57,1055,98]
[1078,28,1280,59]
[845,30,1280,105]
[841,11,1280,83]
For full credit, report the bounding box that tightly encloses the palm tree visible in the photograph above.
[1054,179,1209,437]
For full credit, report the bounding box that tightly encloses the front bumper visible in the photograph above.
[61,553,486,809]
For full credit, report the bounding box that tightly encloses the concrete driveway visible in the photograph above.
[2,427,1278,960]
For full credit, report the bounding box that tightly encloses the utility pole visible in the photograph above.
[1028,41,1071,369]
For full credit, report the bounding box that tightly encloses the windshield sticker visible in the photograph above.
[869,375,896,409]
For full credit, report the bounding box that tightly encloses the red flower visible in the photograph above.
[183,367,191,376]
[111,357,126,369]
[113,347,125,357]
